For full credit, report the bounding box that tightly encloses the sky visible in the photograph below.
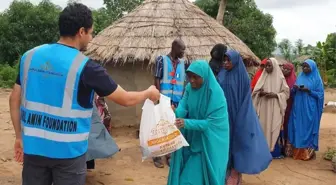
[0,0,335,46]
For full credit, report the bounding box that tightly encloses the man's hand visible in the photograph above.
[175,119,185,129]
[106,85,159,107]
[9,84,23,164]
[147,85,160,102]
[14,138,23,163]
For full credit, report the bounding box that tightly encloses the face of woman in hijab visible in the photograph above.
[187,71,203,89]
[281,65,292,77]
[302,62,311,74]
[265,60,273,73]
[223,56,233,71]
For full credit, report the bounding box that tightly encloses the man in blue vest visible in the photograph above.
[152,39,187,168]
[8,3,159,185]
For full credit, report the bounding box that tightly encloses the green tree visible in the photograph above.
[311,33,336,86]
[295,39,304,56]
[92,8,111,35]
[312,41,329,84]
[278,39,293,61]
[0,0,118,64]
[302,44,315,55]
[324,33,336,87]
[103,0,144,23]
[0,0,61,65]
[325,33,336,50]
[195,0,277,59]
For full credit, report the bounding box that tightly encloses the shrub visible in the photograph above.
[0,62,18,88]
[326,69,336,88]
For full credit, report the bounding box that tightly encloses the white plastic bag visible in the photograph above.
[139,94,189,161]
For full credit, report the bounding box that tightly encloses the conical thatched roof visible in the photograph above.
[85,0,260,65]
[295,55,311,63]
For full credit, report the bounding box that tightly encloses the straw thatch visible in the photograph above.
[295,55,311,63]
[85,0,260,66]
[273,56,289,65]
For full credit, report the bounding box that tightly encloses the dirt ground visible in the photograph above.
[0,89,335,185]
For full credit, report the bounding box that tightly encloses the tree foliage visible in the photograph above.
[325,33,336,50]
[0,0,145,65]
[0,63,18,87]
[195,0,277,59]
[313,35,336,86]
[302,44,315,55]
[0,0,146,87]
[92,8,112,35]
[295,39,304,56]
[278,33,336,87]
[278,39,293,61]
[103,0,144,23]
[0,0,61,65]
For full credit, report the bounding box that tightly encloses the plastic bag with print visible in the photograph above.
[139,94,189,161]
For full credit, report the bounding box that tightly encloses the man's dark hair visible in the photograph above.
[58,3,93,37]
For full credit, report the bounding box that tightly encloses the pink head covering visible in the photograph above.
[283,63,296,88]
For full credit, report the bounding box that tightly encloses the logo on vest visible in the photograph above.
[41,61,52,70]
[29,61,64,78]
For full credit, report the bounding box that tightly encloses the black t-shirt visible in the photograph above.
[16,44,118,108]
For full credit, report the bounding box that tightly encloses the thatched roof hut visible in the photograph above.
[86,0,260,128]
[85,0,260,65]
[273,56,288,65]
[295,55,311,63]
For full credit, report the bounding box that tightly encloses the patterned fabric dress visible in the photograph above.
[95,97,111,133]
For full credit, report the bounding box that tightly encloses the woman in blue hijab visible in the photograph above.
[217,50,272,184]
[167,60,230,185]
[288,59,324,161]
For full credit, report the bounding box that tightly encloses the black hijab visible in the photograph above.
[209,44,227,76]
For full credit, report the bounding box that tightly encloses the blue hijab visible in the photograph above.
[217,50,271,174]
[288,59,324,150]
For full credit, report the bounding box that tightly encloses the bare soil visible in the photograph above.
[0,89,335,185]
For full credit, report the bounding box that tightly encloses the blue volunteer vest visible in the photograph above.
[159,55,185,102]
[19,44,93,159]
